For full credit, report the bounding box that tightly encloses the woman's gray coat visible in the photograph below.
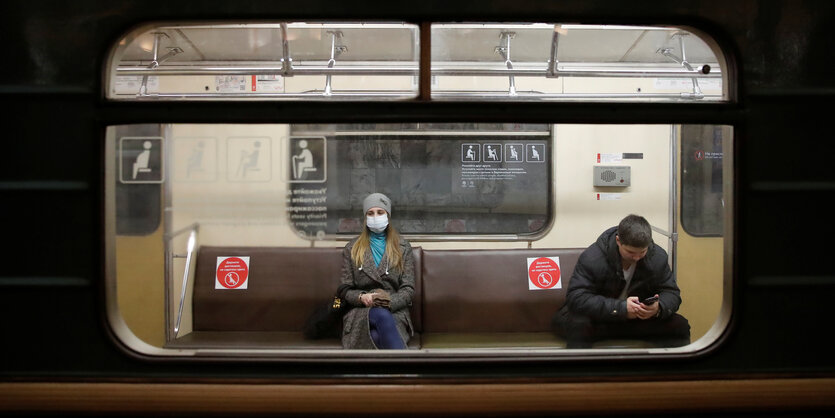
[340,236,415,349]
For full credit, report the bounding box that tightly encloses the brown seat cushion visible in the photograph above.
[192,246,423,333]
[421,248,582,333]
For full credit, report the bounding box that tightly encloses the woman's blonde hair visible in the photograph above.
[350,222,403,272]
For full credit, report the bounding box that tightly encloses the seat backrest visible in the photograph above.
[192,246,423,333]
[421,248,583,333]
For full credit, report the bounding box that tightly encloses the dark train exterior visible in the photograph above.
[2,0,834,415]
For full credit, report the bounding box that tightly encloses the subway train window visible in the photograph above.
[107,23,420,100]
[106,23,726,102]
[105,123,732,358]
[431,24,726,101]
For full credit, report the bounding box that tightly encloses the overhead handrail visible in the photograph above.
[139,32,183,95]
[117,62,717,78]
[432,90,717,100]
[133,90,721,100]
[658,32,708,99]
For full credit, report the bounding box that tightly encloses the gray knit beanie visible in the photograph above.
[363,193,392,215]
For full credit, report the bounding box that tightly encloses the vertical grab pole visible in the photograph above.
[678,33,702,96]
[496,32,517,96]
[324,31,336,96]
[504,33,516,96]
[547,25,561,78]
[174,229,197,338]
[323,31,344,96]
[280,23,292,76]
[669,125,678,272]
[139,32,162,95]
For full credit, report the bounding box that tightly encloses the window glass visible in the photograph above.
[106,123,731,358]
[113,125,163,235]
[107,23,419,100]
[431,24,726,102]
[288,123,552,238]
[681,125,726,236]
[107,23,728,103]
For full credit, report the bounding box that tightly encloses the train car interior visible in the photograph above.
[104,22,731,359]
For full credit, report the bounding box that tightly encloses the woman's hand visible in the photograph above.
[360,293,377,307]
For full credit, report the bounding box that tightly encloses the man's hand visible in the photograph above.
[627,295,660,320]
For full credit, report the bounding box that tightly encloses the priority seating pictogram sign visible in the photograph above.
[527,256,561,290]
[215,256,250,290]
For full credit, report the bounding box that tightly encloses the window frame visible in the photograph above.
[102,20,737,362]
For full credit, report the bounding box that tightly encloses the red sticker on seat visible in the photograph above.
[527,257,561,290]
[215,256,250,290]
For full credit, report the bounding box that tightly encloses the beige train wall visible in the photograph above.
[114,74,724,349]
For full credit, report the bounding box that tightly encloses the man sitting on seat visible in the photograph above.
[552,214,690,348]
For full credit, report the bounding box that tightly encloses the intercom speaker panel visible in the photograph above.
[593,165,631,187]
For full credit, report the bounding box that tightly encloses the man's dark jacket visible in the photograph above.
[561,226,682,321]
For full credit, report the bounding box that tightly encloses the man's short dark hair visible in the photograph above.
[617,214,653,248]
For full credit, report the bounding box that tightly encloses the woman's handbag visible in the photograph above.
[303,284,351,339]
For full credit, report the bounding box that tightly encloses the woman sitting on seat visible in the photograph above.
[339,193,415,349]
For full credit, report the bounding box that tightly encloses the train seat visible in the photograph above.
[170,245,653,350]
[420,248,581,348]
[168,245,422,349]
